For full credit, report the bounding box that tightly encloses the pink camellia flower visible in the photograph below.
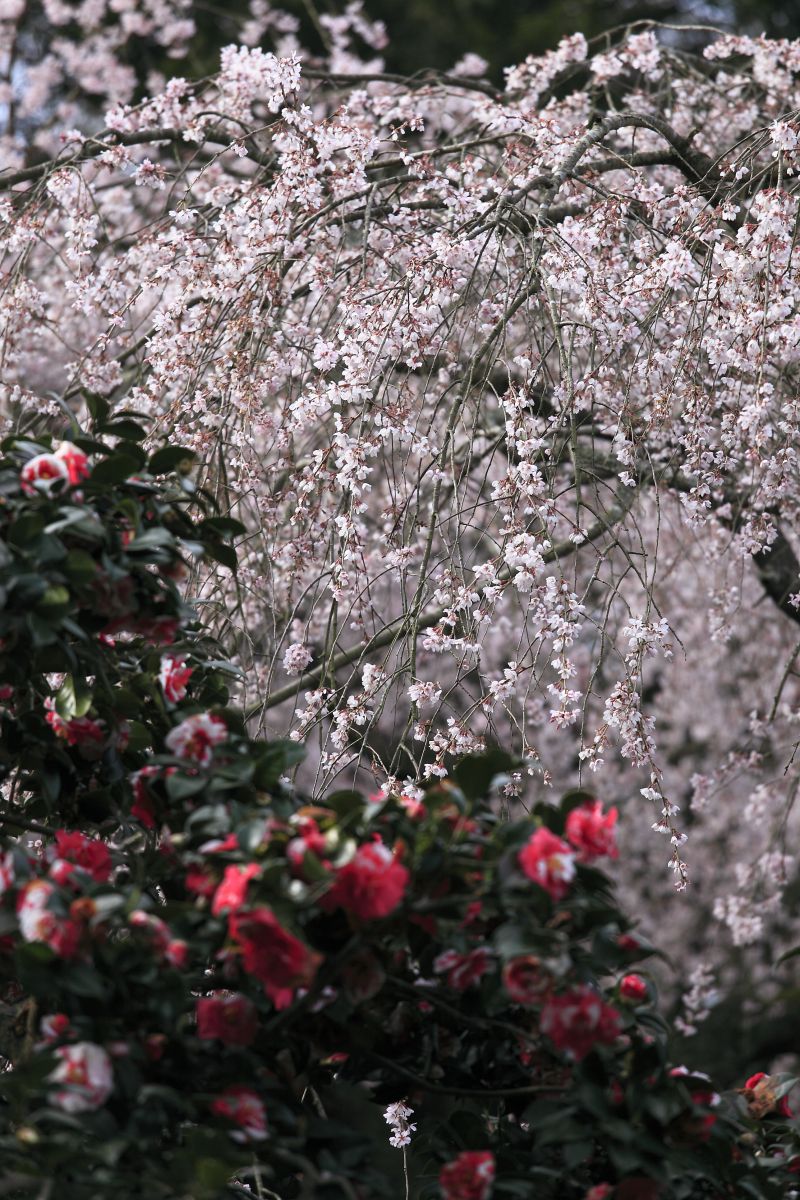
[165,939,189,968]
[619,974,648,1003]
[211,862,260,916]
[165,712,227,766]
[159,654,193,704]
[196,991,258,1046]
[48,1041,113,1113]
[585,1186,614,1200]
[52,830,112,884]
[228,907,321,1010]
[16,880,81,959]
[518,827,576,901]
[325,840,409,921]
[439,1150,495,1200]
[502,955,552,1005]
[565,800,619,862]
[211,1085,267,1142]
[129,909,171,956]
[20,452,70,496]
[53,441,90,486]
[433,947,492,991]
[541,986,621,1061]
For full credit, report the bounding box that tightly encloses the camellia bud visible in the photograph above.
[620,974,648,1003]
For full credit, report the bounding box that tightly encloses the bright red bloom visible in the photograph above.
[211,1085,267,1142]
[517,827,576,901]
[53,831,112,883]
[325,840,409,920]
[540,986,621,1061]
[45,705,106,751]
[185,865,217,898]
[439,1150,495,1200]
[502,955,552,1005]
[196,991,258,1046]
[54,441,90,486]
[619,974,648,1003]
[228,907,321,1009]
[565,800,619,862]
[159,654,193,704]
[744,1072,794,1118]
[433,947,492,991]
[212,863,260,916]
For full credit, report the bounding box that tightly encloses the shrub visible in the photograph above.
[0,429,797,1199]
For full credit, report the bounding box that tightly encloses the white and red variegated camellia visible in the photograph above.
[47,1042,114,1114]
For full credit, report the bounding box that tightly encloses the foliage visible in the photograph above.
[0,434,797,1200]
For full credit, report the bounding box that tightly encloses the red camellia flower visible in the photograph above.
[433,947,492,991]
[540,986,621,1061]
[744,1072,794,1118]
[165,712,227,766]
[502,955,552,1005]
[20,452,70,496]
[45,704,106,752]
[564,799,619,862]
[325,839,409,920]
[586,1186,614,1200]
[211,863,260,916]
[439,1150,495,1200]
[52,830,112,884]
[619,974,648,1003]
[517,827,576,901]
[210,1085,267,1142]
[196,991,258,1046]
[228,907,321,1009]
[159,654,193,704]
[53,441,90,486]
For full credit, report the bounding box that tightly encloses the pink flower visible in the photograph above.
[540,986,621,1061]
[165,939,189,968]
[433,947,492,991]
[211,862,260,916]
[619,974,648,1003]
[325,840,409,921]
[565,800,619,862]
[518,827,576,901]
[159,654,193,703]
[20,452,70,496]
[439,1151,495,1200]
[129,909,171,956]
[53,441,90,486]
[196,991,258,1046]
[165,712,227,766]
[211,1084,267,1142]
[586,1186,614,1200]
[48,1042,113,1113]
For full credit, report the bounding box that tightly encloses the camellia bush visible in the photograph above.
[0,427,798,1199]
